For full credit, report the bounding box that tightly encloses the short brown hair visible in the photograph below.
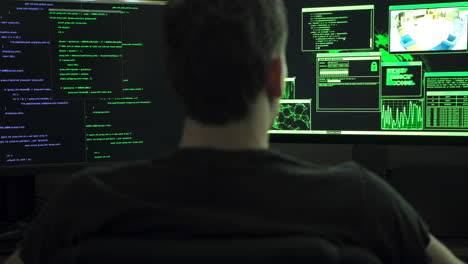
[163,0,288,125]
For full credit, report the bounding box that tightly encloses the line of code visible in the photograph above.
[302,7,373,51]
[1,2,173,167]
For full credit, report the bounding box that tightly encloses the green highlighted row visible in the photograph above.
[390,2,468,11]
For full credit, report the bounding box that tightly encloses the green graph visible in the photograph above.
[272,99,312,131]
[381,99,424,130]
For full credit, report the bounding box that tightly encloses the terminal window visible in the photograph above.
[316,52,381,112]
[0,1,182,167]
[426,72,468,129]
[302,5,374,51]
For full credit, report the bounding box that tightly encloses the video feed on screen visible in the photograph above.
[268,1,468,140]
[390,4,468,53]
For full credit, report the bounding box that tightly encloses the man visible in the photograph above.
[6,0,465,263]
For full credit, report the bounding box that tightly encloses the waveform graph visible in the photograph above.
[381,99,424,130]
[272,99,312,131]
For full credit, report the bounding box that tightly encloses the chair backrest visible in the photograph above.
[51,236,383,264]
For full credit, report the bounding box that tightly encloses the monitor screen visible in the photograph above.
[270,0,468,142]
[0,0,183,169]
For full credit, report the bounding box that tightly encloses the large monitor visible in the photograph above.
[0,0,183,173]
[270,0,468,144]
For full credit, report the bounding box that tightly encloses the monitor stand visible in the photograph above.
[0,175,35,222]
[352,144,390,179]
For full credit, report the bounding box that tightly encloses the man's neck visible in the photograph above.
[179,119,270,151]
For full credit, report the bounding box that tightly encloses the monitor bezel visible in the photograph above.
[269,134,468,146]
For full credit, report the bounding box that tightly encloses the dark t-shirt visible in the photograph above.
[20,149,430,264]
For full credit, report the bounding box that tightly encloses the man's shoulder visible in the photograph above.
[64,149,375,202]
[271,150,370,181]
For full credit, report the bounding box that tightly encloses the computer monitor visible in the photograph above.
[0,0,183,174]
[270,0,468,145]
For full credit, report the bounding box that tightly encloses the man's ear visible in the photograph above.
[266,57,283,99]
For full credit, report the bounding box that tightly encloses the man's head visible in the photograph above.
[163,0,288,127]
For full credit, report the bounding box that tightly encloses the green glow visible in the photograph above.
[107,101,151,105]
[60,78,90,81]
[283,77,296,99]
[110,141,144,145]
[390,2,468,11]
[269,130,468,136]
[61,86,92,90]
[122,43,144,47]
[302,6,374,52]
[272,99,312,131]
[317,52,380,58]
[59,45,122,48]
[87,137,133,142]
[425,73,468,91]
[122,88,144,91]
[91,91,112,94]
[327,50,343,54]
[382,62,422,67]
[86,130,143,149]
[58,41,122,44]
[86,124,112,128]
[302,5,374,13]
[386,68,415,86]
[280,100,311,104]
[59,55,122,58]
[112,6,139,10]
[60,68,92,71]
[381,99,424,130]
[317,52,382,112]
[59,73,89,76]
[57,22,87,25]
[94,156,111,159]
[87,133,132,137]
[428,91,468,96]
[101,97,138,101]
[427,106,468,129]
[382,61,422,98]
[375,34,416,63]
[92,111,111,114]
[425,72,468,77]
[49,11,109,16]
[68,91,111,95]
[50,17,97,21]
[268,130,327,134]
[426,87,468,128]
[344,131,468,136]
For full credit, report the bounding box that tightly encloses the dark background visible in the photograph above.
[0,0,467,259]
